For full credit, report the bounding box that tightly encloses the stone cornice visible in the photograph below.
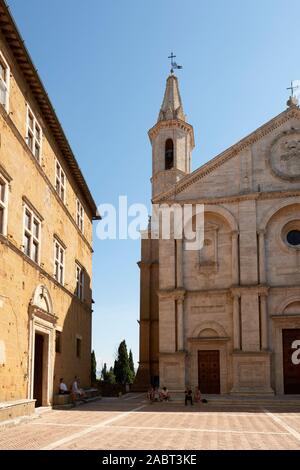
[188,336,230,343]
[231,351,272,357]
[153,188,300,206]
[137,260,159,269]
[29,305,58,325]
[268,285,300,292]
[187,288,230,296]
[271,314,300,321]
[148,119,195,148]
[159,351,187,357]
[151,167,186,182]
[157,288,186,300]
[230,285,270,297]
[152,106,300,203]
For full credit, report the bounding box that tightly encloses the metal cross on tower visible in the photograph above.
[168,52,183,74]
[287,80,300,98]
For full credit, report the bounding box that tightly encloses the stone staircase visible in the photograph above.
[157,392,300,406]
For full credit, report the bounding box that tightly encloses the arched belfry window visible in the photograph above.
[165,139,174,170]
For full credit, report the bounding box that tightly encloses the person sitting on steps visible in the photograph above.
[185,389,193,406]
[160,387,171,402]
[194,386,201,403]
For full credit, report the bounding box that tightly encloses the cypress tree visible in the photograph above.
[114,340,132,384]
[129,349,135,378]
[91,350,97,382]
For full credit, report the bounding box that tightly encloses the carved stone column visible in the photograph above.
[231,231,239,286]
[177,298,184,351]
[260,293,268,350]
[258,230,266,284]
[232,294,241,350]
[176,238,183,288]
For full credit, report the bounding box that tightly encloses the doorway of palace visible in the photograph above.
[33,333,44,407]
[282,329,300,394]
[198,350,220,394]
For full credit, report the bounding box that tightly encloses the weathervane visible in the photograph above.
[168,52,183,74]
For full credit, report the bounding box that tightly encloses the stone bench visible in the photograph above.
[53,388,101,408]
[53,394,71,406]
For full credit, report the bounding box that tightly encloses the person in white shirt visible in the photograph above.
[72,376,85,400]
[59,378,70,395]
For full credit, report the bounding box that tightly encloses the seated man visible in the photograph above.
[59,378,70,395]
[160,387,170,402]
[71,376,86,401]
[185,389,193,406]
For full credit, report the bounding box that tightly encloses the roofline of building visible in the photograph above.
[152,104,300,203]
[0,0,101,220]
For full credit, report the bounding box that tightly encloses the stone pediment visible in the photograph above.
[153,106,300,203]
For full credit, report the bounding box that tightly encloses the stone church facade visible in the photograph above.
[134,73,300,395]
[0,0,99,411]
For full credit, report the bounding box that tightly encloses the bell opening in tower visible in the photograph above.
[165,138,174,170]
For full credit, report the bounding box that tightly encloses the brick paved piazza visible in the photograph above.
[1,395,300,450]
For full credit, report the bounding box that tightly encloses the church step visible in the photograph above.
[141,392,300,406]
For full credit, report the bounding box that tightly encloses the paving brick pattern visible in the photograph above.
[0,397,300,450]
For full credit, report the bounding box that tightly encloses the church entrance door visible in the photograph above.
[283,329,300,394]
[198,350,220,394]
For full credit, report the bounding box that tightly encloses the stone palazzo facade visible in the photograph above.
[134,74,300,395]
[0,1,99,407]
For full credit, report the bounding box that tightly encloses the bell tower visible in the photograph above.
[148,73,195,198]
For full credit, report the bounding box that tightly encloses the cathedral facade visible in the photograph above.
[134,73,300,395]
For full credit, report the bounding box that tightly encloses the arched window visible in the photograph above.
[165,139,174,170]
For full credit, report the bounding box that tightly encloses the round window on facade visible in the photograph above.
[282,221,300,249]
[286,229,300,247]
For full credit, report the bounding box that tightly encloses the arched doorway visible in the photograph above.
[272,299,300,394]
[28,285,57,407]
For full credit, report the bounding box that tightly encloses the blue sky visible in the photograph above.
[8,0,300,370]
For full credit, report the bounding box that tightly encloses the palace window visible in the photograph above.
[0,52,9,112]
[23,205,41,264]
[0,174,8,236]
[76,337,82,359]
[55,160,66,202]
[75,263,84,301]
[76,199,84,233]
[26,106,42,161]
[165,139,174,170]
[54,238,65,285]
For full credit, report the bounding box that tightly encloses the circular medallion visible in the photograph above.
[269,129,300,180]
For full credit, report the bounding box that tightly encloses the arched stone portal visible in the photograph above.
[28,285,57,407]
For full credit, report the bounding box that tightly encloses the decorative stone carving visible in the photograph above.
[269,130,300,180]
